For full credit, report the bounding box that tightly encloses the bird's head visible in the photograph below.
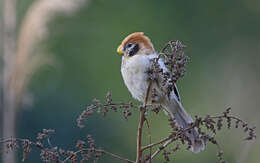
[117,32,155,57]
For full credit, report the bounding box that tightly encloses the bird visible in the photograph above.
[117,32,205,153]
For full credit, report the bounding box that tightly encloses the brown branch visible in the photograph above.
[144,118,152,163]
[136,81,152,163]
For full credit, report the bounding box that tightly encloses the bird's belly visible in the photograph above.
[121,66,149,102]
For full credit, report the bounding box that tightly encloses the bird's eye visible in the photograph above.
[123,43,132,51]
[126,43,132,48]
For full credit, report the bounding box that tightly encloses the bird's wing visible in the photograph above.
[172,83,181,102]
[148,54,181,103]
[159,59,181,102]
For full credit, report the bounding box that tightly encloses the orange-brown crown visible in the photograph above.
[120,32,155,52]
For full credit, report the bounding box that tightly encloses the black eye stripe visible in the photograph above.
[128,44,139,57]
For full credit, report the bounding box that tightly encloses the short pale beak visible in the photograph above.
[117,44,124,55]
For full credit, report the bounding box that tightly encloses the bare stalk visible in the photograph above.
[136,81,152,163]
[144,119,152,163]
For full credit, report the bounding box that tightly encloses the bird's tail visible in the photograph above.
[163,99,205,153]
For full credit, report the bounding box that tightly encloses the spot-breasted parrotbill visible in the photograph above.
[117,32,205,153]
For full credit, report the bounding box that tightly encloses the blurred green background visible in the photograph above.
[2,0,260,162]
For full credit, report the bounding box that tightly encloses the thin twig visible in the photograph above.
[62,149,135,163]
[98,149,135,163]
[136,81,152,163]
[151,139,174,159]
[141,136,171,151]
[141,123,196,152]
[210,115,242,122]
[61,150,83,163]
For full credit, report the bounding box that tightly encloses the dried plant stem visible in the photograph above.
[144,118,152,163]
[1,138,135,163]
[136,81,152,163]
[211,115,241,121]
[136,105,146,163]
